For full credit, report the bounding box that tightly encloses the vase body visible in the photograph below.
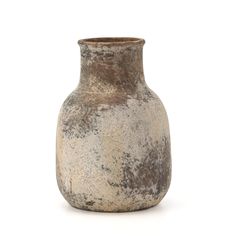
[56,38,171,212]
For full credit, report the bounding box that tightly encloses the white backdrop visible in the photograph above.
[0,0,235,235]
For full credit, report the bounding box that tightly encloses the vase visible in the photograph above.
[56,37,171,212]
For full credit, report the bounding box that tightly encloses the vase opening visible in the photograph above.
[78,37,145,46]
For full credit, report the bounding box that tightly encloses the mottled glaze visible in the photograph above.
[56,37,171,212]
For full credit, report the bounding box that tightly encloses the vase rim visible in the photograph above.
[78,37,145,46]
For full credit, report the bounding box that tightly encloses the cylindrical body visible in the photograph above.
[56,37,171,212]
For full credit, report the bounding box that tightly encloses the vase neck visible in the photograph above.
[78,38,145,95]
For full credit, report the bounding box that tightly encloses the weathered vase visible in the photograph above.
[56,37,171,212]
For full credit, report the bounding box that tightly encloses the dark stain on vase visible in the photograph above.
[121,136,171,198]
[85,201,95,206]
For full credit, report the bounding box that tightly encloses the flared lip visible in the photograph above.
[78,37,145,46]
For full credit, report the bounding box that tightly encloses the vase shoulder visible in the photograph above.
[58,85,169,140]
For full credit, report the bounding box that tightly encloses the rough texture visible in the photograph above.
[56,38,171,212]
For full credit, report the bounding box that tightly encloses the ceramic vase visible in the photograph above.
[56,37,171,212]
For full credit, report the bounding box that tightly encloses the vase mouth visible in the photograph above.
[78,37,145,46]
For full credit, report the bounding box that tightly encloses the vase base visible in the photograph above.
[68,200,162,213]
